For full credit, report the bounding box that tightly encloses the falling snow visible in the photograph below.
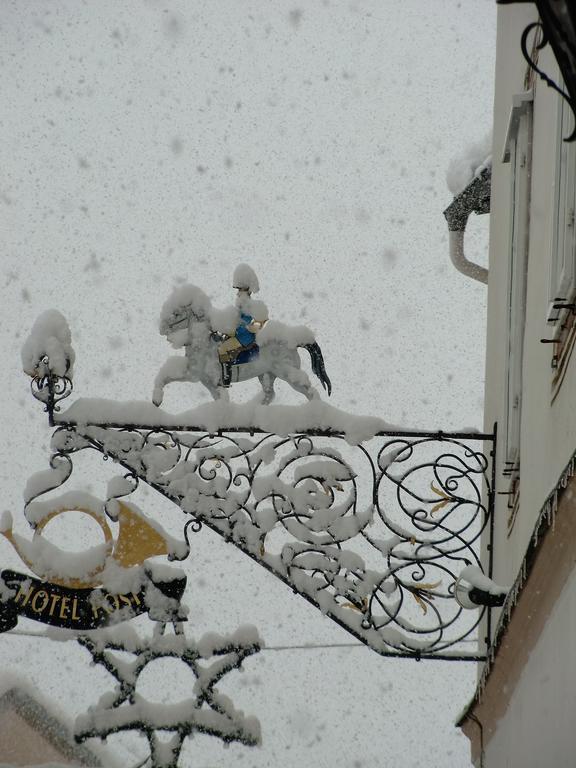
[0,1,495,766]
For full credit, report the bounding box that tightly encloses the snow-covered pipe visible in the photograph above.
[448,230,488,285]
[443,165,491,286]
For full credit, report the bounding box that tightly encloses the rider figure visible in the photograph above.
[218,264,268,387]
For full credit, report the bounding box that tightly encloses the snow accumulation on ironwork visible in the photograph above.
[57,396,399,445]
[36,411,495,661]
[21,309,75,379]
[18,307,495,666]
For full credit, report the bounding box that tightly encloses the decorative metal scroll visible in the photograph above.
[45,418,496,662]
[29,354,73,426]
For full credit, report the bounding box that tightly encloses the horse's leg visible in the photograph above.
[276,365,318,401]
[258,373,276,405]
[202,378,229,401]
[153,356,189,406]
[291,379,319,401]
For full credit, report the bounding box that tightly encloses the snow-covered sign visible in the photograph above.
[0,566,186,632]
[18,292,501,661]
[0,493,189,632]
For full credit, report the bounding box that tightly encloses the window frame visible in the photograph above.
[502,92,533,471]
[547,95,576,325]
[501,92,533,532]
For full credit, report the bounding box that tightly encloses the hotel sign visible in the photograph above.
[0,569,186,632]
[0,500,188,632]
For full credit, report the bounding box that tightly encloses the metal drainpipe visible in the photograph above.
[443,166,491,285]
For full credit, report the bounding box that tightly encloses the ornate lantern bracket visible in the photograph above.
[29,354,73,426]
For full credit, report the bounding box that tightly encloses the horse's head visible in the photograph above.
[159,284,213,346]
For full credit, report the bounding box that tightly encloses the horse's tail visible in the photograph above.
[303,342,332,396]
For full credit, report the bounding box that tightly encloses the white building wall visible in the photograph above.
[476,5,576,765]
[486,4,576,589]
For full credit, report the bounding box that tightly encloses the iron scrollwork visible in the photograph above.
[29,355,73,426]
[75,625,262,768]
[47,421,496,661]
[508,2,576,142]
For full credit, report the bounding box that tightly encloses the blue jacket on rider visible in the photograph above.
[236,313,256,347]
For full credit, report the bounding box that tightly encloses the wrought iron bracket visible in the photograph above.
[37,413,498,663]
[23,350,498,663]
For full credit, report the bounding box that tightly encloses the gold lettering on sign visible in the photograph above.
[0,572,153,628]
[59,596,70,619]
[104,594,118,614]
[48,593,61,616]
[31,590,49,614]
[11,582,145,625]
[90,592,139,621]
[15,583,34,607]
[118,594,132,608]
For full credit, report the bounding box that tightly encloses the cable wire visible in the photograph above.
[2,628,478,651]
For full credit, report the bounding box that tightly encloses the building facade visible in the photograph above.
[0,683,102,767]
[458,3,576,766]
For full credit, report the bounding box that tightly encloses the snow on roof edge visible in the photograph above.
[0,673,122,768]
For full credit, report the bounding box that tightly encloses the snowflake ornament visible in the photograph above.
[75,623,262,768]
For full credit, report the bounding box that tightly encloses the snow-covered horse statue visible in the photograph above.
[152,268,331,406]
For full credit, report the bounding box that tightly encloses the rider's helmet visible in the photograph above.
[233,263,259,295]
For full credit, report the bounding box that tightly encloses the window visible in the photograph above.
[546,95,576,398]
[547,96,576,323]
[502,91,533,529]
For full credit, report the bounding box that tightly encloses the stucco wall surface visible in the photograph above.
[483,568,576,768]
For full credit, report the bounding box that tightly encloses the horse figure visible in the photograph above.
[152,282,332,406]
